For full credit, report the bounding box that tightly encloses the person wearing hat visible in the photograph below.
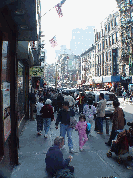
[40,99,54,138]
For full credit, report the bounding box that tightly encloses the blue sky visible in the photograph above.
[41,0,118,64]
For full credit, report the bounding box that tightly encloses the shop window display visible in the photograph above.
[1,41,11,142]
[18,62,25,123]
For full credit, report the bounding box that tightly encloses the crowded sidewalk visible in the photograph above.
[10,111,133,178]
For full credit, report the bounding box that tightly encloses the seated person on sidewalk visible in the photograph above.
[45,136,74,177]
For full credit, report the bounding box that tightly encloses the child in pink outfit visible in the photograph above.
[75,114,88,151]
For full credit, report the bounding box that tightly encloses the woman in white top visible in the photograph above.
[83,98,96,135]
[36,97,44,135]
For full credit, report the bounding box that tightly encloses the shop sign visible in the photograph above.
[93,77,102,83]
[111,75,120,82]
[103,76,111,83]
[30,66,44,77]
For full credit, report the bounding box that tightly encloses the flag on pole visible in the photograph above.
[49,36,58,48]
[55,0,66,17]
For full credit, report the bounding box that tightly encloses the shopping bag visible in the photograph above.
[87,123,91,131]
[70,117,77,128]
[86,123,91,134]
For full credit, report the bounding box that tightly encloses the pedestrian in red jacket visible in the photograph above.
[40,99,54,138]
[76,92,84,114]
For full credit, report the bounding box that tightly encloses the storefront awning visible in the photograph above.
[103,76,112,83]
[111,75,120,82]
[0,0,37,41]
[92,76,102,83]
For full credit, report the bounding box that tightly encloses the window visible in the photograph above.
[105,25,107,32]
[116,32,118,42]
[110,66,112,73]
[102,29,103,37]
[111,20,113,28]
[18,62,25,122]
[130,10,133,19]
[108,23,110,32]
[109,51,112,62]
[114,17,118,26]
[102,53,104,75]
[2,41,11,142]
[106,52,108,62]
[107,66,108,75]
[112,34,114,44]
[102,40,105,49]
[109,36,112,46]
[105,39,108,47]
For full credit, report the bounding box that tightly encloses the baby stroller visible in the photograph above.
[107,123,133,164]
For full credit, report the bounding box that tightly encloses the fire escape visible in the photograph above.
[117,0,133,75]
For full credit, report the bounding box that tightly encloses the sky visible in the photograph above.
[41,0,118,64]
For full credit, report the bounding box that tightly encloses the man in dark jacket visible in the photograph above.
[55,101,75,153]
[45,136,74,177]
[57,92,64,112]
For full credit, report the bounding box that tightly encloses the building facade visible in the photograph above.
[116,0,133,85]
[94,11,121,79]
[81,45,95,85]
[0,0,40,166]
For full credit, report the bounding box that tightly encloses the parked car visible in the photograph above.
[91,91,118,118]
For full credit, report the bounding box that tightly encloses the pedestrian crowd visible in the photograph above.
[29,86,127,177]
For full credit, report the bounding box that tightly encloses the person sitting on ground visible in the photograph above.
[45,136,74,177]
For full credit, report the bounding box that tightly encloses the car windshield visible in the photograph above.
[104,94,110,101]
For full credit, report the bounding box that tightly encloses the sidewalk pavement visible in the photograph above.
[10,113,133,178]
